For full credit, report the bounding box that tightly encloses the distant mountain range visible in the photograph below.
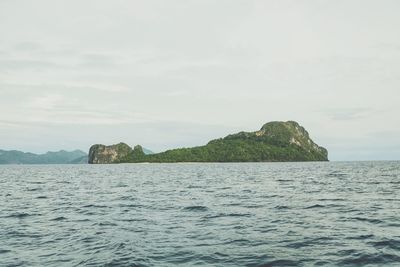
[0,147,154,164]
[0,149,88,164]
[142,148,154,155]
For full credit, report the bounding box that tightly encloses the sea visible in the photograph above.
[1,162,399,266]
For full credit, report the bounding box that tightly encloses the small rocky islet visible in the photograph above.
[88,121,328,164]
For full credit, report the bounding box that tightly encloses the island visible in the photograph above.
[88,121,328,164]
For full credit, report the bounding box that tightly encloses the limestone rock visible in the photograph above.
[88,143,133,164]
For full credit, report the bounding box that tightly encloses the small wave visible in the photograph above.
[285,241,312,249]
[56,181,71,185]
[285,236,332,248]
[224,213,252,217]
[82,204,109,209]
[38,252,57,258]
[113,183,128,188]
[222,202,242,207]
[103,259,143,267]
[26,187,42,191]
[97,222,118,226]
[369,239,400,250]
[117,218,148,222]
[304,204,325,209]
[223,238,251,245]
[50,216,67,221]
[6,212,31,218]
[327,171,347,177]
[317,198,345,201]
[36,196,48,199]
[275,205,289,210]
[350,217,383,224]
[380,174,397,177]
[29,181,45,184]
[202,212,252,220]
[187,185,205,189]
[5,230,42,238]
[258,259,298,266]
[243,204,265,209]
[182,205,209,212]
[118,203,143,208]
[339,253,400,265]
[80,236,97,243]
[387,223,400,227]
[256,226,277,233]
[217,186,232,190]
[346,234,374,240]
[118,196,138,201]
[72,218,91,222]
[0,249,11,254]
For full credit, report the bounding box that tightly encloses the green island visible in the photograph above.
[88,121,328,164]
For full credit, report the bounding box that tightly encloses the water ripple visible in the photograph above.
[0,161,399,266]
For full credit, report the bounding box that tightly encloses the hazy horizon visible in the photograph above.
[1,0,399,161]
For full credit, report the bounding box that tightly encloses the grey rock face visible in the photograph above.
[88,143,133,164]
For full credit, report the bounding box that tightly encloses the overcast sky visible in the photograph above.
[0,0,399,160]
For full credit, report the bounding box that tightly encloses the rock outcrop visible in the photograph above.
[88,143,133,164]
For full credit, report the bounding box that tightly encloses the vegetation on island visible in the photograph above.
[88,121,328,164]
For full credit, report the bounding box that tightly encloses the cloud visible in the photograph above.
[13,42,43,51]
[0,59,67,71]
[78,53,118,69]
[327,108,376,121]
[27,94,64,111]
[0,81,130,93]
[19,93,154,125]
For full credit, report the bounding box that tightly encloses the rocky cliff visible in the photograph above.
[88,143,133,164]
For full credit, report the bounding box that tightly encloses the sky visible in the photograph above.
[0,0,399,161]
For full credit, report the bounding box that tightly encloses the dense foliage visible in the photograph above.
[123,121,328,163]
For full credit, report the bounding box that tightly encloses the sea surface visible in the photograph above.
[1,162,400,266]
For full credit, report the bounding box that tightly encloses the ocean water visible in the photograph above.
[1,162,399,267]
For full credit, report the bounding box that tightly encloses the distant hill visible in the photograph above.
[88,121,328,164]
[142,148,154,155]
[0,149,87,164]
[68,155,88,164]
